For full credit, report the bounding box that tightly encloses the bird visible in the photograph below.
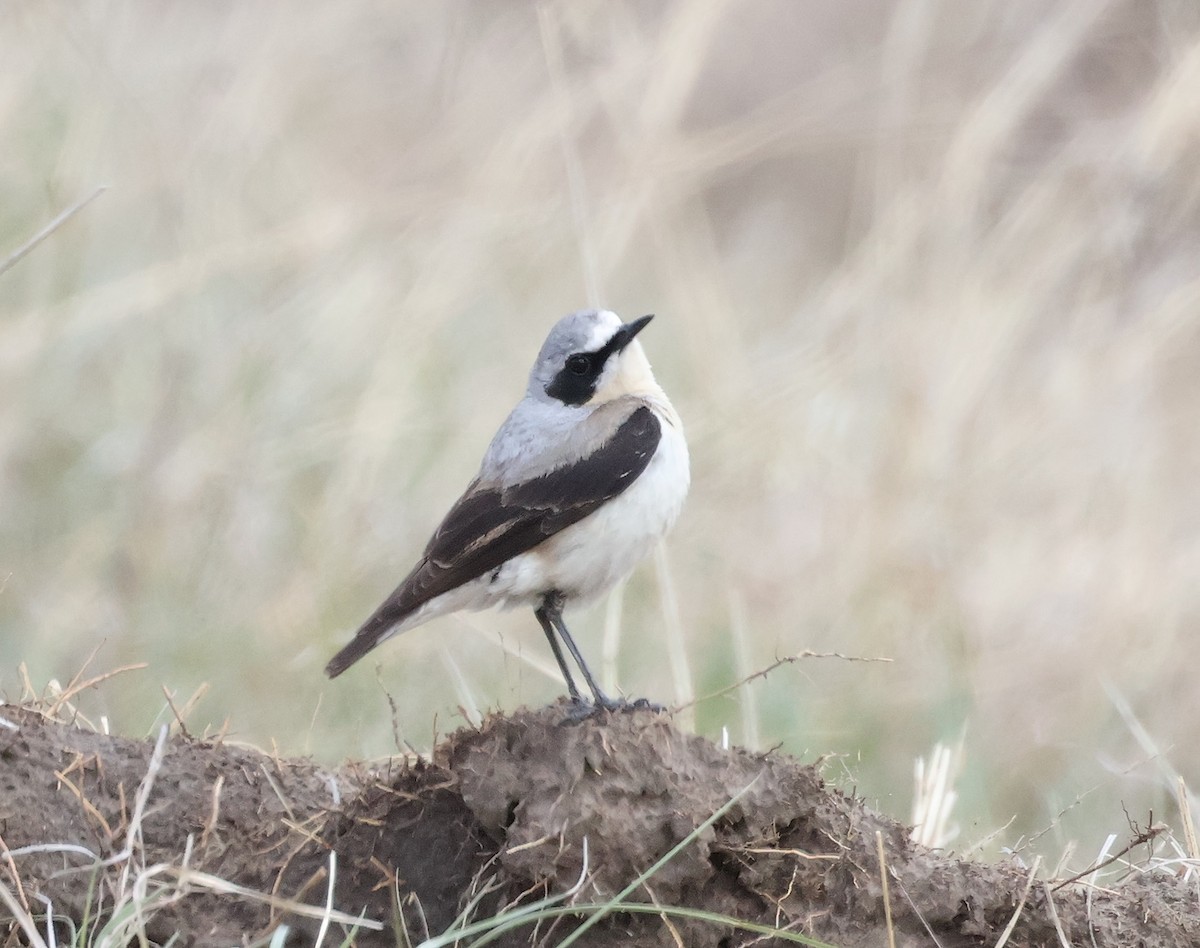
[325,309,690,714]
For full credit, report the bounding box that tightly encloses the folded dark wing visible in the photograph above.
[325,406,661,676]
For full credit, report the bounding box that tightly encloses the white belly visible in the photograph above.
[388,414,689,634]
[492,418,690,606]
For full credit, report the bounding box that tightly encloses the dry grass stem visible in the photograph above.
[876,831,896,948]
[1177,777,1199,863]
[172,865,384,931]
[994,855,1041,948]
[0,186,107,279]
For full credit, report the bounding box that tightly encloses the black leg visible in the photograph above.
[535,599,583,703]
[540,594,618,711]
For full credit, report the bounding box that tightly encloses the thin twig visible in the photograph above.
[674,650,892,713]
[260,763,298,824]
[1051,824,1165,891]
[45,662,148,719]
[161,687,193,740]
[52,768,115,839]
[48,641,106,712]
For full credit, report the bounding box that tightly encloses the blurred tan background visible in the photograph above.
[3,0,1199,864]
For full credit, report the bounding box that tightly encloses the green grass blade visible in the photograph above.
[552,775,759,947]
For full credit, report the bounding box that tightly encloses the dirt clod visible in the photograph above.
[1,702,1197,946]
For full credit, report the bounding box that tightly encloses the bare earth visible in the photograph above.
[1,703,1195,946]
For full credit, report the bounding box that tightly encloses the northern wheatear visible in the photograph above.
[326,310,689,713]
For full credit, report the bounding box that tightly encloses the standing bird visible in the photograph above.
[325,310,689,713]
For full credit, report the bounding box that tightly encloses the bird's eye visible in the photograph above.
[566,354,591,376]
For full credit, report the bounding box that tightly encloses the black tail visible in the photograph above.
[325,599,410,678]
[325,628,384,678]
[326,557,436,677]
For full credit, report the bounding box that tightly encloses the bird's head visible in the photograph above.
[530,310,659,408]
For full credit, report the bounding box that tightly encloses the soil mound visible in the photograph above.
[1,702,1196,946]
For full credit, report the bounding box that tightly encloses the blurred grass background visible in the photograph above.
[3,0,1199,865]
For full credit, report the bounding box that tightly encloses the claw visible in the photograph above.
[560,696,601,724]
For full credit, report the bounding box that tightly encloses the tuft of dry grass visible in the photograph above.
[2,0,1199,864]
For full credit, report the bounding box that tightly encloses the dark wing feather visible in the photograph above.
[325,406,661,676]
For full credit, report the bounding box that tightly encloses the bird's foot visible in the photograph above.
[561,696,601,724]
[596,694,666,714]
[560,694,664,723]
